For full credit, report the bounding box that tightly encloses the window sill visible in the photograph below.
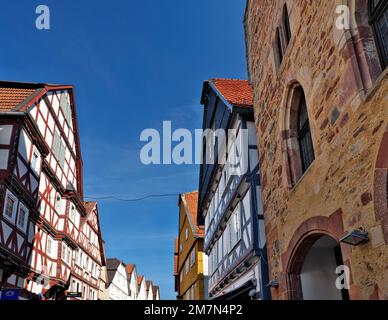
[288,160,316,194]
[364,67,388,103]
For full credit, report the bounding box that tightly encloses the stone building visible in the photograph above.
[244,0,387,299]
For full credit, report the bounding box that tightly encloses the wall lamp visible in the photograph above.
[340,229,369,246]
[266,279,279,288]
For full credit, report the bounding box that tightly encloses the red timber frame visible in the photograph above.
[0,84,104,300]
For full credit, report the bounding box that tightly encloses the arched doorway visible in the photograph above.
[287,234,349,300]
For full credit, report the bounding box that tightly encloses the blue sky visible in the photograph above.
[0,0,247,299]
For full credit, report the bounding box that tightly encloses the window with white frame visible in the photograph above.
[185,258,189,274]
[66,247,71,265]
[47,236,54,256]
[31,149,40,175]
[16,203,28,232]
[4,190,17,222]
[185,228,189,241]
[70,204,76,222]
[229,205,241,250]
[60,93,72,125]
[190,248,195,267]
[53,131,66,168]
[55,193,61,213]
[61,243,67,261]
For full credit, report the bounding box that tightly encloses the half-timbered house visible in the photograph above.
[106,258,130,300]
[126,263,138,300]
[0,81,105,300]
[197,79,270,300]
[145,280,154,301]
[153,285,160,300]
[137,275,147,300]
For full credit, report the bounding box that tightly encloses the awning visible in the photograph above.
[211,279,256,301]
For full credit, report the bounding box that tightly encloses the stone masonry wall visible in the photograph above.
[245,0,388,299]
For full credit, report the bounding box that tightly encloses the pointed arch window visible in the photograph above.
[297,93,315,173]
[283,85,315,187]
[283,4,292,47]
[369,0,388,69]
[275,27,284,67]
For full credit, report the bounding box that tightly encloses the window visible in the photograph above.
[180,271,183,283]
[369,0,388,68]
[283,4,292,47]
[47,237,53,256]
[53,131,66,168]
[297,93,315,173]
[229,206,241,250]
[16,204,28,231]
[4,193,16,220]
[62,243,67,260]
[191,249,196,267]
[185,259,189,274]
[66,248,71,265]
[55,193,61,213]
[275,27,284,66]
[60,93,72,125]
[179,243,183,253]
[284,85,316,186]
[185,228,189,241]
[31,150,40,175]
[70,205,76,222]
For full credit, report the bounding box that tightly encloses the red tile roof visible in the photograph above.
[210,78,253,108]
[0,87,37,112]
[182,191,204,238]
[0,81,72,112]
[137,275,144,287]
[126,264,135,275]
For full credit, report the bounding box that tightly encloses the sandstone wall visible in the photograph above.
[245,0,388,299]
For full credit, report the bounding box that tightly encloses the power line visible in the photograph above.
[84,193,179,202]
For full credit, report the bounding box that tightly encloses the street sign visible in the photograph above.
[66,292,82,298]
[0,289,21,301]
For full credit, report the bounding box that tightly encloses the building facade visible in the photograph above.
[175,191,208,300]
[244,0,388,299]
[146,280,154,300]
[137,275,147,300]
[197,79,270,300]
[106,258,130,300]
[153,285,160,300]
[126,264,138,300]
[0,81,105,300]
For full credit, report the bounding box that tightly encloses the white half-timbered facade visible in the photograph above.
[198,79,270,300]
[145,280,154,301]
[137,275,147,300]
[106,259,130,300]
[0,81,106,300]
[126,264,138,300]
